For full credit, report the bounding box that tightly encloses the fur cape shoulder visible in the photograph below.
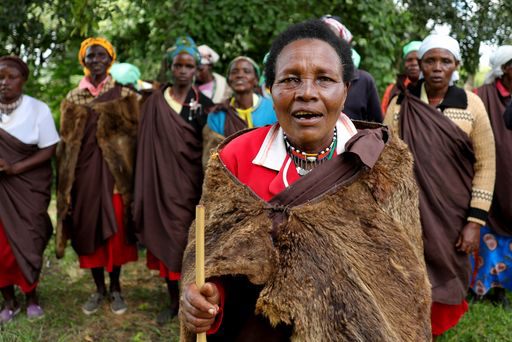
[56,94,140,257]
[180,134,432,341]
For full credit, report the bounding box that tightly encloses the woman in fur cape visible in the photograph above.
[180,20,432,342]
[57,38,140,316]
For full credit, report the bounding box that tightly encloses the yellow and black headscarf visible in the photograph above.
[78,37,117,76]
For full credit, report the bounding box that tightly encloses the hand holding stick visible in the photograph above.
[196,205,207,342]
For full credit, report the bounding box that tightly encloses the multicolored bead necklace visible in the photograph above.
[284,127,337,176]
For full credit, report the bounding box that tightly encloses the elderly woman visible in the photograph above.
[196,45,231,103]
[472,45,512,307]
[381,41,422,115]
[57,38,140,316]
[180,20,431,341]
[133,36,213,325]
[0,56,59,323]
[385,34,496,339]
[206,56,276,140]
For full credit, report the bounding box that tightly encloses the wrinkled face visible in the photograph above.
[271,39,347,151]
[228,59,258,94]
[196,63,211,84]
[404,51,420,81]
[171,53,196,86]
[420,48,459,91]
[0,64,25,104]
[84,45,112,78]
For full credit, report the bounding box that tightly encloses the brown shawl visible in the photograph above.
[0,129,52,284]
[398,89,474,305]
[477,82,512,236]
[180,124,431,342]
[133,87,203,273]
[56,85,140,257]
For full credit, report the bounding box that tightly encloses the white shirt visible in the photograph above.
[0,95,60,148]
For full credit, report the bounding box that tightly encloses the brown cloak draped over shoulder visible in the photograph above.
[180,124,431,342]
[0,129,52,284]
[133,87,203,273]
[56,85,140,257]
[398,90,474,305]
[477,83,512,236]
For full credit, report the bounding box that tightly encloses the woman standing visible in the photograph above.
[0,56,59,322]
[385,34,496,339]
[180,20,431,341]
[196,45,231,104]
[57,38,140,316]
[133,36,213,325]
[472,46,512,307]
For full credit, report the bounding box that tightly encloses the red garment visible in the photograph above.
[0,220,37,293]
[146,250,181,280]
[381,78,411,117]
[79,194,138,271]
[431,301,468,336]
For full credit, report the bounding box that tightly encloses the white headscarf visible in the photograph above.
[418,34,461,85]
[484,45,512,84]
[198,45,219,65]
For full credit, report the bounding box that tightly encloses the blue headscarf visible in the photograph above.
[166,36,200,65]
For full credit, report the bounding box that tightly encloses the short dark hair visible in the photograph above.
[264,19,354,88]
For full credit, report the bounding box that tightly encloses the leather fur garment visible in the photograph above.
[180,136,432,341]
[56,95,139,257]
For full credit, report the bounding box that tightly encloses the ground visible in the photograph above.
[1,202,512,341]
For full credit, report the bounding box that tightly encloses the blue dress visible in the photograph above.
[470,225,512,295]
[207,95,277,136]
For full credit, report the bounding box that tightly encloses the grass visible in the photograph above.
[2,200,512,341]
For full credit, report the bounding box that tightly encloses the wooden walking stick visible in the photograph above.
[196,205,207,342]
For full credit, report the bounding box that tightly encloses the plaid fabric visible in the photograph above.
[65,78,136,105]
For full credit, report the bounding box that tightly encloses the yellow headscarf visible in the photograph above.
[78,37,117,76]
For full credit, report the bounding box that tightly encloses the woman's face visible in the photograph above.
[171,53,197,86]
[271,39,347,152]
[84,45,112,78]
[420,48,459,91]
[0,64,25,104]
[228,59,258,94]
[404,51,420,81]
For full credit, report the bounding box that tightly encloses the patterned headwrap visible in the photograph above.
[402,41,422,58]
[227,56,261,79]
[0,56,29,80]
[418,34,461,85]
[484,45,512,84]
[321,16,353,43]
[166,36,200,65]
[78,37,116,76]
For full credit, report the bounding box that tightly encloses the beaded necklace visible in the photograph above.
[170,87,202,121]
[284,127,337,176]
[0,96,23,124]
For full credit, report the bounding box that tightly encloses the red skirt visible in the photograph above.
[146,250,181,281]
[0,219,38,293]
[79,194,138,272]
[431,300,468,336]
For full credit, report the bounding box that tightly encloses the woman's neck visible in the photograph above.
[172,84,192,103]
[425,82,448,106]
[288,130,335,155]
[0,94,21,105]
[89,73,108,87]
[233,91,254,110]
[502,75,512,93]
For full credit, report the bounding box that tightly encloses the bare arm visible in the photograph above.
[0,144,57,175]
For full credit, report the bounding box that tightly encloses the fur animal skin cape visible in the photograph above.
[56,90,140,257]
[180,128,432,341]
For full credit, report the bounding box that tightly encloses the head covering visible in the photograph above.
[402,41,422,58]
[484,45,512,84]
[166,36,200,65]
[351,49,361,69]
[0,56,29,80]
[321,16,353,43]
[418,34,461,85]
[78,37,116,76]
[110,63,141,86]
[227,56,261,79]
[198,45,219,65]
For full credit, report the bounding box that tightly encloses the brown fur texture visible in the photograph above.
[56,95,140,258]
[180,136,431,341]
